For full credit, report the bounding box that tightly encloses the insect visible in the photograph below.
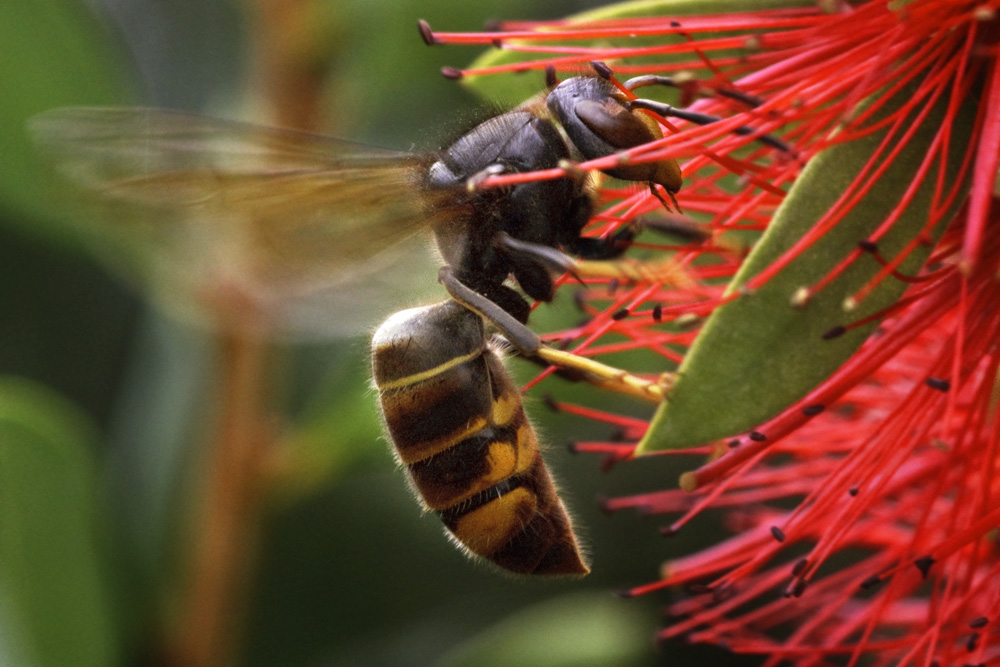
[30,66,782,575]
[371,74,688,575]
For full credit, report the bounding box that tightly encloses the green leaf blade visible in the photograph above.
[0,378,119,667]
[639,78,977,453]
[0,0,133,240]
[437,592,652,667]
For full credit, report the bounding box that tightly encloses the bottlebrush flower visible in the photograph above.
[424,0,999,664]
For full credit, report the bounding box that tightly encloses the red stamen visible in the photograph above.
[432,2,1000,662]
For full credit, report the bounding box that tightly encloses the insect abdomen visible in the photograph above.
[372,301,589,575]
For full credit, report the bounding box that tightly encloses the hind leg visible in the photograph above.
[495,232,694,290]
[438,266,670,403]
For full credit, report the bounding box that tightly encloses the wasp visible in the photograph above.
[368,74,693,575]
[30,64,783,575]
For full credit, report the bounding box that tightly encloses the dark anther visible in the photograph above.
[417,20,437,45]
[749,431,767,442]
[822,325,847,340]
[770,526,786,542]
[545,64,558,88]
[802,403,825,416]
[590,60,614,79]
[612,308,630,321]
[915,555,935,579]
[441,67,463,80]
[925,377,951,392]
[858,239,879,253]
[786,579,808,598]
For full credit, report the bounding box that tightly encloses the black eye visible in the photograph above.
[574,98,658,151]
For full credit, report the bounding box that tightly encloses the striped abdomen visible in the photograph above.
[371,300,588,576]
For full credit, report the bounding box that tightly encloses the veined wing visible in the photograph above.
[29,107,463,337]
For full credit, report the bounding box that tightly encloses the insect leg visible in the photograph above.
[438,266,541,354]
[495,232,695,291]
[568,224,638,261]
[438,266,669,403]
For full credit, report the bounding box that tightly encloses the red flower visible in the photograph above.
[426,1,1000,664]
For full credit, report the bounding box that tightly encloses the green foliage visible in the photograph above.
[0,379,117,667]
[0,0,132,240]
[0,0,808,664]
[437,592,652,667]
[640,77,978,451]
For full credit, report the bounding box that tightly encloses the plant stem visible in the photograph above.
[167,330,273,667]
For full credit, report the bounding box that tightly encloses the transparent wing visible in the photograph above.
[29,107,461,338]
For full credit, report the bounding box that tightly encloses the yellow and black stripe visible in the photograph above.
[372,300,588,575]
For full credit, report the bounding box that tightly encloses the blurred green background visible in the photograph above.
[0,0,763,666]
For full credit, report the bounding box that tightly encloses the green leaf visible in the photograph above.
[638,78,977,453]
[461,0,816,105]
[0,378,118,667]
[436,592,652,667]
[0,0,132,239]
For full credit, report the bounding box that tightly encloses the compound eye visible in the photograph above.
[574,98,681,194]
[575,99,658,149]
